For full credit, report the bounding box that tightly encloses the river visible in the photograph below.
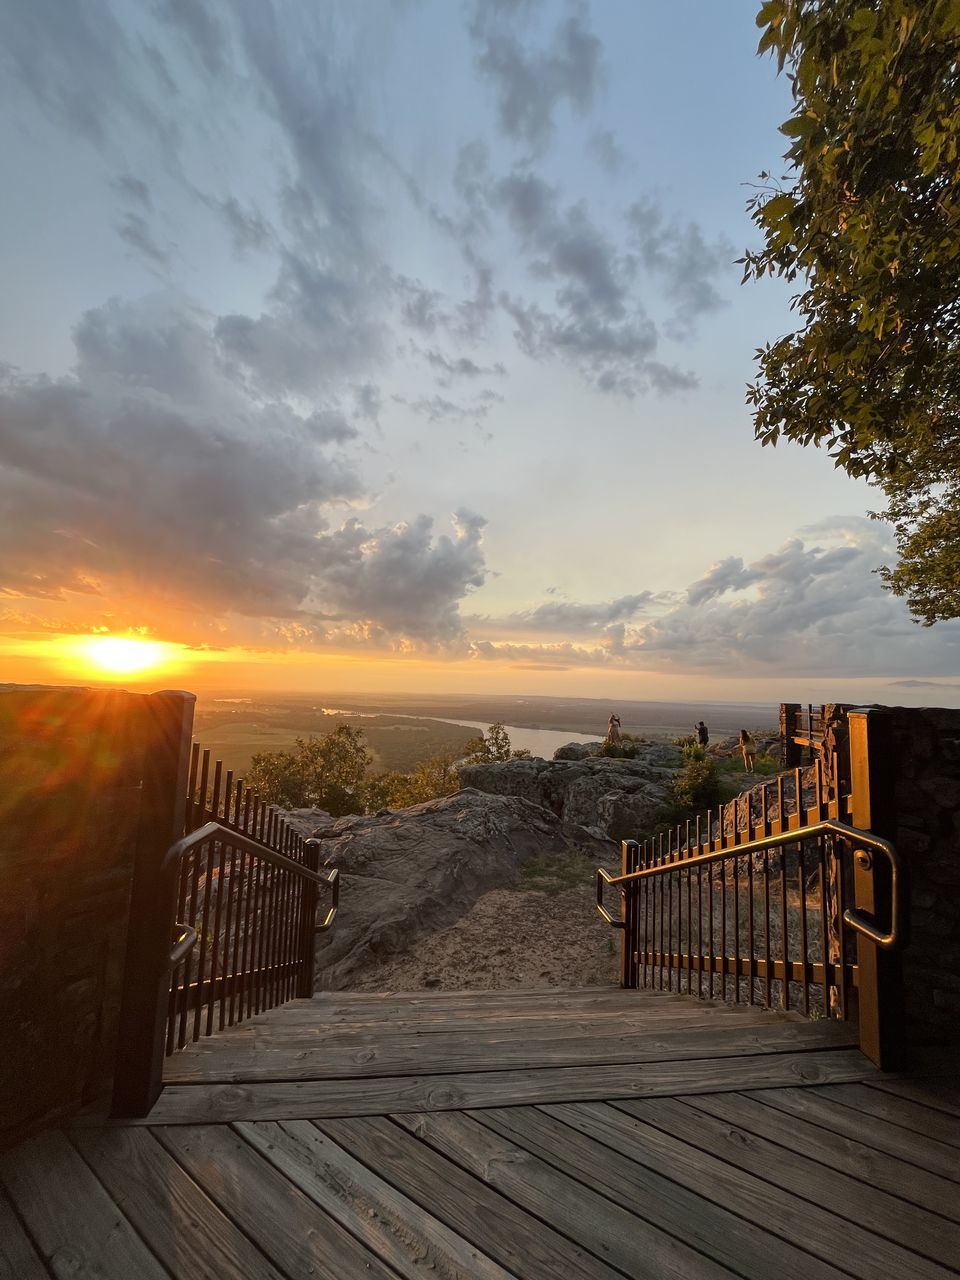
[320,708,599,759]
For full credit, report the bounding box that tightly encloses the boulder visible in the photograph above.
[553,741,602,760]
[312,788,612,988]
[282,807,336,838]
[459,744,681,842]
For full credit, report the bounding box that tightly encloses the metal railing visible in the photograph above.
[597,819,898,1023]
[164,821,338,1054]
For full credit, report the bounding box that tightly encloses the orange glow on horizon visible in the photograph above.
[75,635,177,676]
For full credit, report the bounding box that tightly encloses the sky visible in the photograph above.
[1,0,958,707]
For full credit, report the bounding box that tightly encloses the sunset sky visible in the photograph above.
[2,0,958,706]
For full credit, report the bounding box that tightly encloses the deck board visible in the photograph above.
[3,986,955,1280]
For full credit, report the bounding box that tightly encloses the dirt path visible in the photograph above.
[345,849,622,992]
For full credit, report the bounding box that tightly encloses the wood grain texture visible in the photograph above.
[0,1191,47,1280]
[72,1126,286,1280]
[610,1097,957,1280]
[470,1104,845,1280]
[685,1092,960,1270]
[155,1124,398,1280]
[753,1085,960,1183]
[240,1119,516,1280]
[315,1114,625,1280]
[392,1108,736,1280]
[0,1130,170,1280]
[134,1048,874,1124]
[817,1082,960,1148]
[735,1088,960,1221]
[163,1016,856,1084]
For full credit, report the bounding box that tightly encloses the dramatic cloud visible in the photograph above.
[470,520,960,677]
[0,297,486,647]
[470,593,658,635]
[469,2,604,151]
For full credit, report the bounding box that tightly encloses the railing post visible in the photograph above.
[297,838,322,998]
[112,690,196,1117]
[780,703,802,769]
[620,840,640,988]
[848,708,905,1071]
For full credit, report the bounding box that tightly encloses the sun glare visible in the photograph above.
[79,635,174,676]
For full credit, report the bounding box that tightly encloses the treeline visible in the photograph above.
[243,721,529,817]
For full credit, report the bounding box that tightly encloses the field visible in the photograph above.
[191,704,475,777]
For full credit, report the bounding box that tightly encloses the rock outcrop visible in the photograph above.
[459,742,682,841]
[311,788,610,988]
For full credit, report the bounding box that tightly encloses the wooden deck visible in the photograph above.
[3,987,959,1279]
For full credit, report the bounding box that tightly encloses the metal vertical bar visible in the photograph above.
[176,750,209,1048]
[695,815,703,998]
[763,850,772,1008]
[732,852,740,1003]
[185,742,201,834]
[191,761,222,1040]
[237,795,260,1021]
[209,769,233,1033]
[798,843,810,1017]
[667,831,674,991]
[685,820,693,995]
[706,812,714,999]
[818,836,831,1016]
[747,845,755,1005]
[780,835,790,1012]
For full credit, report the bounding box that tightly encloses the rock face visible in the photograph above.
[311,788,611,989]
[553,741,602,760]
[459,743,682,842]
[282,807,335,838]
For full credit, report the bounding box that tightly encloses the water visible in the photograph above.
[321,708,598,760]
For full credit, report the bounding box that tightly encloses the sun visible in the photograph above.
[79,635,175,676]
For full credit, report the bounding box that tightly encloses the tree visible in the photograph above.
[462,722,532,763]
[363,747,463,810]
[743,1,960,623]
[245,725,371,816]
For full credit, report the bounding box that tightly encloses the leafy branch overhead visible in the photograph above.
[743,0,960,623]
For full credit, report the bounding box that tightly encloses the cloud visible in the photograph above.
[468,519,960,677]
[472,593,658,636]
[117,211,170,267]
[627,199,733,338]
[425,350,507,383]
[213,197,273,256]
[154,0,229,77]
[590,128,626,174]
[493,171,695,394]
[0,296,486,647]
[469,2,604,151]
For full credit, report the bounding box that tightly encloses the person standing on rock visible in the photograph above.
[738,729,755,772]
[606,713,622,745]
[696,720,709,748]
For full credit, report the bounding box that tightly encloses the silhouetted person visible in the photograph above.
[606,713,622,745]
[738,729,755,771]
[696,720,709,747]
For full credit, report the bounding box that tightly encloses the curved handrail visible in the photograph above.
[164,821,339,966]
[597,819,900,949]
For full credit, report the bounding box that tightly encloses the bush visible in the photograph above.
[668,756,721,815]
[680,742,705,763]
[673,734,697,749]
[462,722,531,763]
[363,747,462,811]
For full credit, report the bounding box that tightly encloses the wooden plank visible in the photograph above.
[316,1114,624,1280]
[685,1093,960,1269]
[470,1105,845,1280]
[865,1074,960,1121]
[0,1131,170,1280]
[392,1109,736,1280]
[154,1124,396,1280]
[817,1082,960,1148]
[737,1089,960,1223]
[133,1048,875,1124]
[0,1190,47,1280]
[555,1100,951,1280]
[240,1119,516,1279]
[71,1126,286,1280]
[163,1018,857,1084]
[754,1085,960,1183]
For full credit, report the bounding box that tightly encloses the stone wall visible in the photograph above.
[887,706,960,1045]
[0,686,154,1147]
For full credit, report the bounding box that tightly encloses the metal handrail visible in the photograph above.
[164,821,339,966]
[596,818,900,948]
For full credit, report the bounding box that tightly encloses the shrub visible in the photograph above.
[245,726,370,816]
[680,742,705,763]
[668,756,721,815]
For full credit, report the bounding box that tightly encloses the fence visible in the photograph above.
[598,708,903,1068]
[112,694,337,1117]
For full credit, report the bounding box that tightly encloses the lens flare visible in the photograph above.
[78,635,174,675]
